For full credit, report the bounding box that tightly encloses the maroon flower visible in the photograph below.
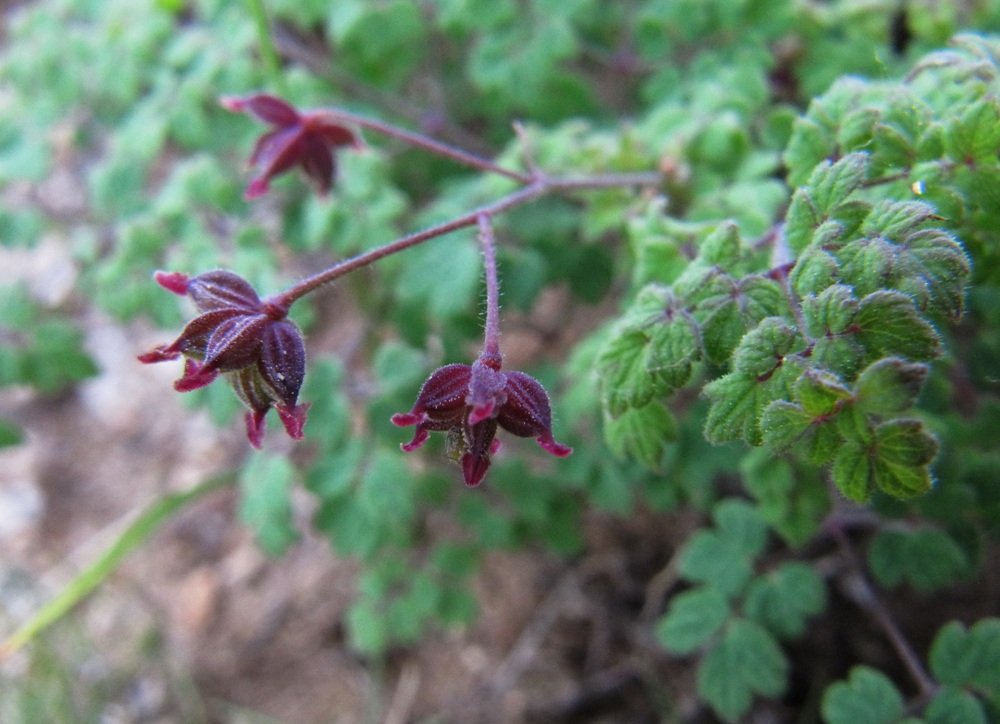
[221,93,363,199]
[138,270,309,448]
[392,355,572,487]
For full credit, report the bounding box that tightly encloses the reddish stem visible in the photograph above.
[315,108,533,184]
[478,214,501,362]
[273,171,660,308]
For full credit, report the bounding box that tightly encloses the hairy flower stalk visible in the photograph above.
[392,215,572,486]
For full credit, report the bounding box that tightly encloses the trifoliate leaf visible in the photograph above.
[897,229,971,320]
[732,317,799,378]
[784,116,836,187]
[714,499,769,556]
[795,368,853,416]
[760,400,844,464]
[862,199,936,241]
[678,502,768,599]
[832,441,872,501]
[657,586,730,655]
[924,687,988,724]
[929,619,1000,698]
[680,530,755,599]
[802,284,859,338]
[821,667,905,724]
[603,401,676,470]
[809,152,869,215]
[784,187,820,253]
[854,290,941,361]
[699,296,745,364]
[832,418,938,501]
[855,357,929,416]
[699,221,742,267]
[704,359,801,446]
[598,329,668,417]
[868,528,970,592]
[744,562,826,639]
[943,98,1000,165]
[697,619,788,722]
[838,237,898,297]
[790,246,840,297]
[645,314,701,390]
[739,276,788,324]
[873,419,939,493]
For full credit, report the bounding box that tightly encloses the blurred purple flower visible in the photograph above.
[221,93,363,199]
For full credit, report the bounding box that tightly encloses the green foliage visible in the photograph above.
[4,0,1000,720]
[822,618,1000,724]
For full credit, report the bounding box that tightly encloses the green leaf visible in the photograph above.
[679,501,768,598]
[924,687,988,724]
[821,667,905,724]
[795,368,853,416]
[929,619,1000,697]
[832,441,874,502]
[944,98,1000,165]
[744,563,826,639]
[645,314,701,390]
[810,154,869,214]
[239,453,298,556]
[870,419,939,497]
[802,285,859,338]
[741,450,830,546]
[657,586,730,655]
[897,229,971,320]
[346,599,388,655]
[698,619,788,722]
[855,358,929,416]
[832,419,938,501]
[732,317,799,378]
[854,291,941,361]
[598,329,668,417]
[699,221,741,267]
[790,246,839,297]
[603,401,676,470]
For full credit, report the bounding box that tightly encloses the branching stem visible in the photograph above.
[832,528,938,699]
[274,171,660,308]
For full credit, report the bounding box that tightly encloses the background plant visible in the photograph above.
[2,0,1000,721]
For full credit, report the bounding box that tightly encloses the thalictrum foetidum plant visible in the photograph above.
[3,2,1000,721]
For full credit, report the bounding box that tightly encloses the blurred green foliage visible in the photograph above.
[3,0,1000,720]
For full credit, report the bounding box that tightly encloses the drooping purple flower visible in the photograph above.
[138,270,309,448]
[392,355,572,487]
[220,93,363,199]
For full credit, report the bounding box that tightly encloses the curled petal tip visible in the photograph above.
[391,412,424,427]
[173,359,218,392]
[246,410,266,449]
[537,432,573,458]
[400,427,430,452]
[277,402,310,440]
[137,345,181,364]
[244,178,270,200]
[153,271,190,296]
